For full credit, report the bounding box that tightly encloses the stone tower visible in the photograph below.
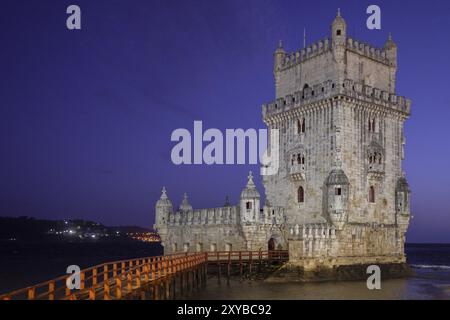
[155,10,412,276]
[240,171,260,223]
[262,9,411,269]
[154,187,173,247]
[155,187,172,227]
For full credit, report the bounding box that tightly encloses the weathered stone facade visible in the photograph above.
[155,173,287,254]
[155,10,411,272]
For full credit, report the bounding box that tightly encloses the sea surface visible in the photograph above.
[1,242,449,299]
[189,244,450,300]
[0,239,163,294]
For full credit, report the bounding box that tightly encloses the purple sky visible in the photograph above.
[1,0,449,242]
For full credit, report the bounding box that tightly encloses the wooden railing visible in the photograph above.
[207,250,288,263]
[0,250,288,300]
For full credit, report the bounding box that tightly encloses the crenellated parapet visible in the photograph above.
[166,204,287,227]
[168,205,239,226]
[277,36,395,72]
[278,38,331,70]
[262,79,411,121]
[346,37,390,64]
[158,172,289,230]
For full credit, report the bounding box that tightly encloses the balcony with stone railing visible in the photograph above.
[367,162,384,180]
[288,223,337,240]
[368,163,384,174]
[289,163,306,180]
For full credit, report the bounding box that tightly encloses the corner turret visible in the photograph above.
[331,8,347,46]
[331,9,347,81]
[240,171,260,223]
[325,169,349,230]
[274,40,286,73]
[155,187,173,229]
[395,176,410,222]
[384,33,397,66]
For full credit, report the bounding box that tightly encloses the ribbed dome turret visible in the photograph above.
[384,33,397,50]
[396,177,410,192]
[156,187,173,208]
[240,171,260,199]
[179,192,193,212]
[275,39,285,54]
[332,8,346,29]
[326,169,349,185]
[274,39,286,72]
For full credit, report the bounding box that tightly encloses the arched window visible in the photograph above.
[297,118,306,134]
[369,153,382,165]
[298,186,305,203]
[368,118,376,132]
[369,186,375,203]
[294,154,305,165]
[246,201,252,210]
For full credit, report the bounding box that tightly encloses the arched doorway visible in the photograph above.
[268,238,275,251]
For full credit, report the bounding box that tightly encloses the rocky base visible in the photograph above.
[265,262,414,283]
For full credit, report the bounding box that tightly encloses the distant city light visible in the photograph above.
[127,232,161,243]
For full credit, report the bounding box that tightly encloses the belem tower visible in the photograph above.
[155,10,412,274]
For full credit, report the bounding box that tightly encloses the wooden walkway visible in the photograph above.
[0,250,288,300]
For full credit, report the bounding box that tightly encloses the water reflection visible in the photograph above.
[188,271,449,300]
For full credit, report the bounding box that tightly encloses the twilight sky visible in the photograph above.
[1,0,449,242]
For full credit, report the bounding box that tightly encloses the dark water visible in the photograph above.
[189,244,450,300]
[1,242,449,299]
[0,239,163,294]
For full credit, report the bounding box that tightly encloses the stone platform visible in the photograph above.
[265,262,413,283]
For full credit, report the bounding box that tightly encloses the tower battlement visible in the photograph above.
[274,10,399,98]
[263,79,411,120]
[278,37,393,72]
